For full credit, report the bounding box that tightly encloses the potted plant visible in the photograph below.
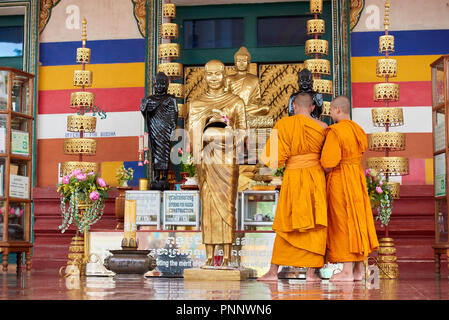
[116,164,134,187]
[271,165,285,186]
[178,148,197,185]
[365,168,393,227]
[57,169,111,233]
[115,165,134,229]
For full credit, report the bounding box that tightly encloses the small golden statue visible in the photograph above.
[186,60,247,267]
[226,46,269,117]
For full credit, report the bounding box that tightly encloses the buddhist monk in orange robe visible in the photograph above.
[320,96,379,282]
[258,93,328,282]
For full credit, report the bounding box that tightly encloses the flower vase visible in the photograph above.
[115,186,132,230]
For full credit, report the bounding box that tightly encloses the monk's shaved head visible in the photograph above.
[331,95,351,114]
[294,93,313,109]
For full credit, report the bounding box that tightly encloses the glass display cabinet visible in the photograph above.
[0,67,34,274]
[125,190,162,229]
[431,55,449,275]
[240,190,279,230]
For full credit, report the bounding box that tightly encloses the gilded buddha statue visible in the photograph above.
[226,46,269,117]
[185,60,247,268]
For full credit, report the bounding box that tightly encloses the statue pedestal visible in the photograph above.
[184,267,250,281]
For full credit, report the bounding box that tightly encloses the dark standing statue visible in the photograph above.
[141,72,178,190]
[288,68,323,119]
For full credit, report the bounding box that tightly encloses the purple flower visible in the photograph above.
[70,169,82,177]
[89,190,100,202]
[376,186,383,194]
[62,176,70,184]
[97,177,107,187]
[76,173,87,181]
[379,180,383,186]
[88,171,95,176]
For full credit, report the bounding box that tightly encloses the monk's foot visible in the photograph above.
[329,271,354,282]
[353,261,364,281]
[221,259,230,267]
[305,269,322,283]
[353,271,363,281]
[257,272,278,282]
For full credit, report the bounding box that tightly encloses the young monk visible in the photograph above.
[320,95,379,282]
[258,93,328,282]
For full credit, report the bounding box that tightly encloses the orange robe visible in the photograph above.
[320,119,379,262]
[260,115,327,268]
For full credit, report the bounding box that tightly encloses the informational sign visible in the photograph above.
[9,174,29,199]
[435,153,446,197]
[11,130,29,156]
[434,111,446,152]
[125,191,162,227]
[163,191,200,228]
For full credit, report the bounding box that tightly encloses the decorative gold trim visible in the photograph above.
[67,115,97,133]
[247,116,274,129]
[305,59,331,75]
[379,35,395,53]
[63,138,97,156]
[305,39,328,56]
[163,3,176,18]
[313,79,333,95]
[374,83,399,101]
[70,92,95,109]
[378,245,397,255]
[350,0,364,31]
[167,83,184,98]
[73,70,93,87]
[131,0,146,37]
[61,161,99,176]
[368,132,406,151]
[177,103,186,118]
[160,23,178,38]
[39,0,61,34]
[321,101,331,116]
[310,0,323,14]
[159,43,180,59]
[372,107,404,127]
[158,62,183,78]
[76,48,91,64]
[307,19,325,35]
[366,157,409,176]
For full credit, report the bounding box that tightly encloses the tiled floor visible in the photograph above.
[1,262,448,300]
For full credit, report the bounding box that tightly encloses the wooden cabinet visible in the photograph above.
[431,55,449,275]
[0,67,34,274]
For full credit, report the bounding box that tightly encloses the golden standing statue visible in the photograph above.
[185,60,247,267]
[226,46,269,117]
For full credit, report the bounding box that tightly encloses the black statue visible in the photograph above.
[288,68,323,119]
[141,72,178,190]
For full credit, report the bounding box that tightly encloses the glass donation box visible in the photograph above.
[431,55,449,275]
[125,190,162,229]
[240,190,279,230]
[0,67,34,273]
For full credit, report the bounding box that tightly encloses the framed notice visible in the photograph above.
[433,110,446,152]
[9,174,29,199]
[163,191,200,229]
[435,153,446,197]
[125,190,162,228]
[11,130,29,156]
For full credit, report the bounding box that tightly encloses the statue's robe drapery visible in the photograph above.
[320,119,379,262]
[260,115,327,268]
[186,92,247,244]
[227,73,268,117]
[141,94,178,170]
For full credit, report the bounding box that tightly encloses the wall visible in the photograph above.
[351,0,449,186]
[37,0,146,188]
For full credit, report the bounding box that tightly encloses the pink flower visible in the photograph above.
[144,159,149,164]
[138,161,143,166]
[222,115,229,125]
[97,177,107,187]
[18,209,23,217]
[10,208,15,215]
[178,148,183,155]
[379,180,383,186]
[376,186,383,194]
[89,190,100,202]
[62,176,70,184]
[0,208,3,214]
[88,171,95,176]
[365,169,370,175]
[76,173,87,181]
[70,169,82,177]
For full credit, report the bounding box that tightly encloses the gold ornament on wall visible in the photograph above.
[160,23,178,38]
[313,79,333,95]
[158,62,183,78]
[322,101,331,116]
[310,0,323,14]
[70,92,95,108]
[63,138,97,156]
[307,19,325,35]
[379,35,395,53]
[374,83,399,101]
[67,115,97,133]
[167,83,184,98]
[73,70,93,87]
[366,156,409,176]
[159,43,180,59]
[372,107,404,127]
[305,59,331,75]
[387,182,400,199]
[305,39,329,56]
[368,132,406,151]
[61,161,99,176]
[76,48,91,64]
[376,58,397,78]
[163,3,176,18]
